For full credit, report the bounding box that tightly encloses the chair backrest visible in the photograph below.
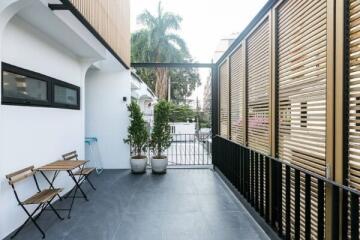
[62,151,78,161]
[6,166,35,185]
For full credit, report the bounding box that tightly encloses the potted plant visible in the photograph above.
[150,100,172,173]
[124,101,149,173]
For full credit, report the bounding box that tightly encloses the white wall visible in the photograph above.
[0,16,86,238]
[170,122,196,135]
[85,69,130,169]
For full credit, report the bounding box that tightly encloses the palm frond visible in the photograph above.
[137,10,156,29]
[162,13,182,31]
[167,33,189,54]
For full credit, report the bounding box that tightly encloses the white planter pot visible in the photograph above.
[151,156,168,174]
[130,156,148,173]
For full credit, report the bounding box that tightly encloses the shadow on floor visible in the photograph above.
[5,169,269,240]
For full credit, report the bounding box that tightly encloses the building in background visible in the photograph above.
[0,0,130,237]
[202,75,212,127]
[203,33,238,129]
[212,32,239,63]
[131,71,157,128]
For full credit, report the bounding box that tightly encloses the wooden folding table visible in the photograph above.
[37,160,89,218]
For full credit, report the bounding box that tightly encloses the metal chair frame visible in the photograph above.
[62,151,96,191]
[6,166,64,239]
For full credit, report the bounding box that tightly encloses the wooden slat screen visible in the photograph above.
[215,0,360,238]
[220,60,230,138]
[277,0,327,175]
[246,20,271,216]
[230,46,245,144]
[69,0,131,67]
[277,0,328,238]
[348,0,360,237]
[246,19,271,155]
[349,0,360,194]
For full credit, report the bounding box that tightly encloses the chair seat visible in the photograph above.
[74,167,95,176]
[22,188,63,205]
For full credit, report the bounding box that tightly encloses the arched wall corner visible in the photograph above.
[84,66,131,169]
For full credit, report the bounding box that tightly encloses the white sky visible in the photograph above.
[130,0,268,107]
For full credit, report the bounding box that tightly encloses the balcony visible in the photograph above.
[5,169,269,240]
[2,0,360,238]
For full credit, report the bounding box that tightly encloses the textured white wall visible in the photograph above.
[0,16,85,238]
[85,69,131,169]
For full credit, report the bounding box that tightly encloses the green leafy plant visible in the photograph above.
[124,101,149,158]
[150,100,172,158]
[169,102,196,122]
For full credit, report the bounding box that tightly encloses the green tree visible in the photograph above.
[169,68,200,102]
[131,2,200,99]
[169,102,196,122]
[150,100,172,158]
[124,101,149,157]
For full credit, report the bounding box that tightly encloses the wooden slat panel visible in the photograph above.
[69,0,130,66]
[277,0,328,239]
[219,60,229,138]
[349,0,360,191]
[230,46,245,144]
[246,19,270,155]
[348,0,360,237]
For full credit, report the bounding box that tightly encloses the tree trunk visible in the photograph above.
[155,68,169,100]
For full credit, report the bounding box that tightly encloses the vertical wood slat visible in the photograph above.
[335,0,346,239]
[68,0,130,66]
[326,0,336,239]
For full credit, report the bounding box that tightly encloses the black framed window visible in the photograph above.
[53,81,80,109]
[1,62,80,110]
[2,63,51,106]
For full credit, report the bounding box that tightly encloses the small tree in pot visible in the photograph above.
[150,100,172,173]
[124,101,149,173]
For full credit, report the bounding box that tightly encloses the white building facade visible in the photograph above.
[0,0,131,238]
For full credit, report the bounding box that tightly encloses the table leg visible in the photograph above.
[67,170,88,201]
[39,170,62,201]
[65,170,88,218]
[67,184,78,219]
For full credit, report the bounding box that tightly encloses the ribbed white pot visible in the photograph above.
[130,156,148,173]
[151,156,168,174]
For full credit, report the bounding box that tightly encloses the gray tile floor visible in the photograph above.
[6,169,269,240]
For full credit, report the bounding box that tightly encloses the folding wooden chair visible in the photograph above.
[62,151,96,190]
[6,166,63,239]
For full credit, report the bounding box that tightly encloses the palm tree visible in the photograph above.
[134,2,190,99]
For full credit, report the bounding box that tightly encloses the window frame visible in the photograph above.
[1,62,80,110]
[1,63,52,107]
[52,80,80,110]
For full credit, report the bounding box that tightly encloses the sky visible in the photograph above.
[130,0,268,107]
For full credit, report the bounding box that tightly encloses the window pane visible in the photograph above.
[3,71,47,101]
[54,85,78,106]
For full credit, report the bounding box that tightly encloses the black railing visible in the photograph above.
[132,133,212,166]
[165,134,212,166]
[213,135,360,239]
